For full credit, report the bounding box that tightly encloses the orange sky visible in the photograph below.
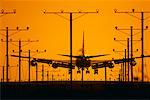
[0,0,150,82]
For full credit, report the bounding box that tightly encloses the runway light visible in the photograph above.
[27,27,29,30]
[43,9,46,14]
[114,38,116,41]
[115,26,118,29]
[113,49,115,52]
[60,10,64,13]
[13,9,16,13]
[1,39,3,41]
[114,9,117,13]
[132,9,135,13]
[96,9,99,13]
[16,27,19,30]
[44,50,46,52]
[146,26,148,29]
[78,10,81,13]
[1,9,4,13]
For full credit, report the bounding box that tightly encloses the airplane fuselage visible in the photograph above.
[75,56,91,69]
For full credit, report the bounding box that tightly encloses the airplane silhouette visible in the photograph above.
[11,32,150,74]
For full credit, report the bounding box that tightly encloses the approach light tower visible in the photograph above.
[43,10,99,86]
[115,26,144,81]
[12,39,39,82]
[0,9,16,82]
[114,9,150,82]
[0,27,29,82]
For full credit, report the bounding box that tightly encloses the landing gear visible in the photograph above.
[68,69,71,74]
[94,69,98,74]
[77,70,81,74]
[86,70,90,74]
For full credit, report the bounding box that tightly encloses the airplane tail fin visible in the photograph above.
[58,31,110,58]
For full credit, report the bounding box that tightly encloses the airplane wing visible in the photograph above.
[111,55,150,64]
[134,55,150,58]
[11,54,31,58]
[85,54,110,58]
[91,55,150,69]
[57,54,81,58]
[11,54,75,68]
[58,54,109,58]
[11,54,54,64]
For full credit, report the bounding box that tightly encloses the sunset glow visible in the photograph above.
[0,0,150,82]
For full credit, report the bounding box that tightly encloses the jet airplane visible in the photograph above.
[11,33,150,74]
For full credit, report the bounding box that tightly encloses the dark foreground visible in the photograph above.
[1,81,150,99]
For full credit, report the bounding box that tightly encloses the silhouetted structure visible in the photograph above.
[1,26,29,82]
[114,9,150,82]
[12,39,37,82]
[1,81,150,99]
[43,10,99,86]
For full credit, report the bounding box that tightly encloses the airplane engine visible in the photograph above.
[31,60,37,66]
[92,62,114,68]
[52,63,58,68]
[130,60,136,66]
[103,62,114,68]
[52,62,71,68]
[108,63,114,68]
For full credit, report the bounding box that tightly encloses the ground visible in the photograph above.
[1,81,150,99]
